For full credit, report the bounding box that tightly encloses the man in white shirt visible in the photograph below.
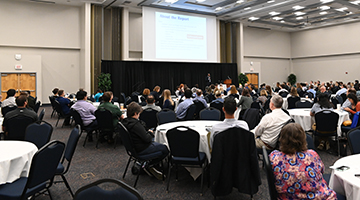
[210,97,249,148]
[336,84,347,96]
[253,94,291,150]
[1,89,16,108]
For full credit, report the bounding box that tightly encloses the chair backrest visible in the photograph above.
[210,101,225,120]
[33,101,41,113]
[242,108,262,130]
[306,134,315,150]
[139,108,158,129]
[74,178,143,200]
[166,126,200,158]
[263,98,271,113]
[71,109,85,129]
[199,107,220,120]
[184,104,197,120]
[24,140,65,196]
[347,128,360,155]
[279,91,288,98]
[340,93,347,105]
[157,109,177,125]
[287,96,300,109]
[193,100,206,120]
[330,97,338,109]
[304,92,314,99]
[61,125,81,173]
[38,108,45,121]
[54,100,66,117]
[49,96,57,109]
[315,110,339,134]
[131,93,139,103]
[118,122,139,158]
[336,95,343,105]
[1,106,16,117]
[295,101,312,108]
[262,146,278,200]
[95,108,114,131]
[6,115,36,140]
[25,121,53,149]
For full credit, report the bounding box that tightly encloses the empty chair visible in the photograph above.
[262,146,278,200]
[73,178,143,200]
[38,108,45,121]
[25,121,53,149]
[210,101,225,121]
[49,96,57,118]
[166,126,207,195]
[183,104,197,120]
[193,100,206,120]
[1,106,16,117]
[0,140,65,200]
[199,107,220,120]
[33,101,41,113]
[242,108,262,130]
[55,125,81,197]
[347,128,360,155]
[139,108,158,130]
[295,101,313,108]
[157,109,176,125]
[95,108,115,148]
[287,96,300,109]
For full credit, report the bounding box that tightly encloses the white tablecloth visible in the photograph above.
[288,108,349,135]
[155,120,221,179]
[329,154,360,200]
[282,97,313,109]
[92,102,120,109]
[0,141,38,184]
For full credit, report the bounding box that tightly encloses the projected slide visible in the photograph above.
[155,12,207,60]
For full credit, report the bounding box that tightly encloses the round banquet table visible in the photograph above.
[0,141,38,185]
[155,120,221,179]
[329,154,360,200]
[288,108,349,135]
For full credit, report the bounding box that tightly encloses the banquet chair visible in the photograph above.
[1,106,16,117]
[166,126,207,195]
[54,125,81,197]
[279,91,288,98]
[33,101,41,113]
[25,121,53,149]
[157,109,176,125]
[242,108,262,130]
[49,96,57,118]
[70,109,98,147]
[139,108,158,130]
[199,107,220,120]
[331,97,339,109]
[193,100,206,120]
[54,100,70,127]
[38,108,45,121]
[347,128,360,155]
[313,110,340,156]
[287,96,300,109]
[183,104,197,120]
[0,140,65,200]
[5,115,36,140]
[295,101,312,108]
[210,101,224,120]
[95,108,116,148]
[304,92,314,99]
[73,178,143,200]
[262,146,278,200]
[340,93,347,105]
[341,112,360,134]
[118,122,164,188]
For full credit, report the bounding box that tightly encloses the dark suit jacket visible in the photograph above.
[210,127,261,197]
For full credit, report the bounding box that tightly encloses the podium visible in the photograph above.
[224,79,232,88]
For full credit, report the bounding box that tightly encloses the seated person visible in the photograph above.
[336,84,347,96]
[193,89,208,108]
[211,90,224,104]
[94,89,103,102]
[150,86,161,102]
[253,95,291,150]
[210,97,249,148]
[25,90,36,110]
[228,85,239,99]
[237,88,253,118]
[1,89,16,108]
[341,88,356,111]
[142,95,161,112]
[344,93,360,119]
[162,89,175,110]
[71,90,97,142]
[258,90,268,107]
[2,94,38,139]
[175,89,193,120]
[56,90,72,125]
[51,88,59,97]
[122,102,169,180]
[307,85,316,98]
[270,123,337,200]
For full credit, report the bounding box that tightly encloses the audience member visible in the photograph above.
[94,89,103,102]
[307,85,316,98]
[211,90,224,104]
[193,89,208,108]
[344,93,360,119]
[142,88,150,101]
[56,90,71,125]
[175,89,193,120]
[341,88,356,111]
[52,88,59,97]
[98,91,124,127]
[142,95,161,112]
[162,89,175,110]
[237,88,252,117]
[270,123,337,199]
[258,90,268,106]
[150,86,161,102]
[253,95,291,150]
[26,90,36,110]
[336,84,347,96]
[228,85,239,99]
[265,85,272,97]
[1,89,16,108]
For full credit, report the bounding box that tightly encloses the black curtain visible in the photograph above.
[101,60,238,97]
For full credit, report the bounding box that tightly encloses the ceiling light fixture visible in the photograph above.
[336,7,348,12]
[269,11,280,16]
[320,5,330,10]
[267,0,275,3]
[280,20,285,23]
[294,11,306,15]
[320,11,327,14]
[236,0,244,3]
[164,0,178,3]
[350,0,360,5]
[249,16,259,21]
[273,16,283,20]
[244,7,251,10]
[296,16,304,20]
[293,5,304,10]
[320,0,334,3]
[196,0,206,2]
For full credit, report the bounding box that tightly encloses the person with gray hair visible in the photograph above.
[253,94,292,150]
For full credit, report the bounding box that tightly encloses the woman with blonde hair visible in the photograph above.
[162,89,174,110]
[258,90,268,106]
[228,85,239,99]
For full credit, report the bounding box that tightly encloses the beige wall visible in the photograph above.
[129,12,143,59]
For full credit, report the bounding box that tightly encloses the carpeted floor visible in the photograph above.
[35,105,341,200]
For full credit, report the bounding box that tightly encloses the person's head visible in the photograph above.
[143,88,150,96]
[207,73,210,77]
[52,88,59,95]
[348,88,356,95]
[270,95,283,110]
[26,90,31,96]
[279,123,307,154]
[347,93,358,106]
[309,85,314,89]
[102,91,113,102]
[184,89,192,98]
[260,90,268,97]
[97,89,102,93]
[290,87,298,96]
[342,84,347,89]
[146,95,155,104]
[230,85,237,94]
[153,86,160,92]
[276,82,280,87]
[76,90,87,100]
[356,80,359,84]
[215,90,221,98]
[280,84,286,89]
[58,90,65,97]
[242,88,250,97]
[6,89,16,98]
[265,85,272,95]
[223,97,237,116]
[16,94,28,107]
[317,93,332,108]
[320,86,326,93]
[127,102,143,119]
[196,89,202,97]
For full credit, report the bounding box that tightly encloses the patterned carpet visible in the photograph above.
[35,105,341,200]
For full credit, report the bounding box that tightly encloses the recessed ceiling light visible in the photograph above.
[215,7,223,11]
[293,5,304,10]
[320,5,330,10]
[273,17,283,20]
[336,7,348,12]
[267,0,275,3]
[296,16,304,20]
[249,17,259,21]
[244,7,251,10]
[280,20,285,23]
[164,0,178,3]
[294,11,306,16]
[350,0,360,5]
[196,0,206,2]
[236,0,244,3]
[320,0,334,3]
[269,11,280,16]
[320,11,328,15]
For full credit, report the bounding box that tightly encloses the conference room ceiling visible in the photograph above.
[29,0,360,31]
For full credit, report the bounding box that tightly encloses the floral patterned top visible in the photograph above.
[269,150,337,200]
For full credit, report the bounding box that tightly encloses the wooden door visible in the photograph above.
[1,73,36,101]
[246,73,259,89]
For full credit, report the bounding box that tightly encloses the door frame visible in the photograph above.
[1,72,37,97]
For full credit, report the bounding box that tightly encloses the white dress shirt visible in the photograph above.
[253,109,291,148]
[210,118,249,148]
[1,96,16,108]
